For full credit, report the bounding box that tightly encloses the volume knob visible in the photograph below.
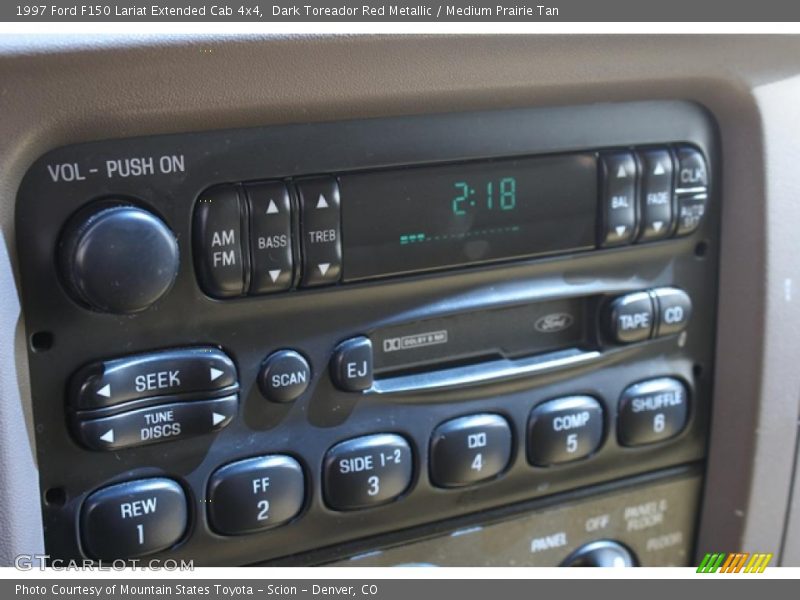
[59,203,179,314]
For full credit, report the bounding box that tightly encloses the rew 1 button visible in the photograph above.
[324,434,413,511]
[258,350,311,403]
[618,377,689,446]
[527,396,604,466]
[81,478,187,560]
[207,455,304,535]
[76,395,237,451]
[430,414,512,488]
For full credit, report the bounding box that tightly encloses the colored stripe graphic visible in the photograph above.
[698,552,772,573]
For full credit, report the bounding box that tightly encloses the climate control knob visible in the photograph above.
[561,540,637,567]
[59,203,179,314]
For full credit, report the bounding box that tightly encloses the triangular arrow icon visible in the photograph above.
[316,194,328,209]
[268,269,281,283]
[616,165,627,178]
[653,221,664,232]
[615,225,627,237]
[210,367,224,382]
[97,384,111,398]
[212,412,226,426]
[653,163,666,176]
[318,263,330,276]
[266,199,278,214]
[100,429,114,443]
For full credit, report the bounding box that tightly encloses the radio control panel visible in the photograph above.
[16,101,718,566]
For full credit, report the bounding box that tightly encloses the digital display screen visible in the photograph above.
[340,154,598,281]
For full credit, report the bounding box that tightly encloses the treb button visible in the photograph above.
[246,182,293,294]
[296,177,342,287]
[599,152,637,247]
[81,478,187,560]
[193,186,246,298]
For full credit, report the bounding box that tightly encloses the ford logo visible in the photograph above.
[534,312,574,333]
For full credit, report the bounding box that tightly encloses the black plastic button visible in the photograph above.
[675,147,708,191]
[193,186,246,298]
[246,182,293,294]
[323,434,412,511]
[675,193,708,236]
[607,291,654,344]
[652,287,692,337]
[527,396,604,466]
[207,455,304,535]
[330,337,373,392]
[618,377,689,446]
[75,395,237,451]
[430,414,512,488]
[296,177,342,287]
[70,347,238,411]
[81,478,187,560]
[637,149,674,241]
[59,204,180,314]
[258,350,311,403]
[599,153,637,247]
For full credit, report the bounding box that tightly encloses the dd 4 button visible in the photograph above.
[207,455,304,535]
[618,377,689,446]
[323,434,412,511]
[527,396,604,466]
[429,414,512,488]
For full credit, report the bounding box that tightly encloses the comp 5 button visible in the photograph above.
[323,434,412,511]
[527,396,604,466]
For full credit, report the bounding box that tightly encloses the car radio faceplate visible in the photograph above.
[16,101,719,566]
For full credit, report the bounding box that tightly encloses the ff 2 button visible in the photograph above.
[207,455,304,535]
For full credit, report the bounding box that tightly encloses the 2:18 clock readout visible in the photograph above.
[452,177,517,215]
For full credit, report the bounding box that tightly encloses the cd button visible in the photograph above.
[599,153,637,247]
[653,287,692,338]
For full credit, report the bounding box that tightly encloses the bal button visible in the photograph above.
[258,350,311,403]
